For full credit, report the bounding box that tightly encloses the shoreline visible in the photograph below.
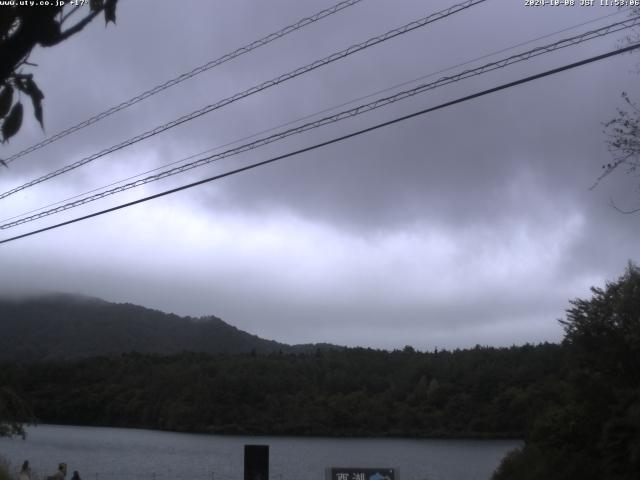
[14,423,524,442]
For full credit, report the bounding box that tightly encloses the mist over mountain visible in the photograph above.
[0,293,338,360]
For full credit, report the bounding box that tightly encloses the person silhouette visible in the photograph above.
[51,463,67,480]
[18,461,31,480]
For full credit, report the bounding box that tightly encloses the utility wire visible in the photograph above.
[0,0,487,201]
[1,7,628,225]
[3,0,365,165]
[1,42,638,246]
[2,16,637,230]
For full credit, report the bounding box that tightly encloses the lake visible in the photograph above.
[0,425,519,480]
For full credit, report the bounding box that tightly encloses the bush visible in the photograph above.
[0,456,14,480]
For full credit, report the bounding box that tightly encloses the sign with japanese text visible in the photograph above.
[329,468,395,480]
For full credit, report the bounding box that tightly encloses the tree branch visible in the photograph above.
[60,5,83,25]
[57,9,102,43]
[609,196,640,214]
[0,8,61,83]
[590,152,637,190]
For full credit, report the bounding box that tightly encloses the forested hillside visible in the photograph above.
[0,344,564,438]
[2,266,638,479]
[0,294,335,360]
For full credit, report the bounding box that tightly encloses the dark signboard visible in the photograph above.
[244,444,269,480]
[329,468,395,480]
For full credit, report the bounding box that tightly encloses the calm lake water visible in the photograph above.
[0,425,519,480]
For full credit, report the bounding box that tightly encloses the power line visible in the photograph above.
[2,7,628,226]
[0,0,487,201]
[3,16,638,230]
[1,42,638,246]
[3,0,365,165]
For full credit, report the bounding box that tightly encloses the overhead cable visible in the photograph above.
[1,42,639,246]
[2,6,628,226]
[3,0,365,165]
[0,0,487,201]
[2,16,638,230]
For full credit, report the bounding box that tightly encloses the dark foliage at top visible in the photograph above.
[0,0,118,144]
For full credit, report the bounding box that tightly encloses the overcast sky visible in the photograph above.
[1,0,639,350]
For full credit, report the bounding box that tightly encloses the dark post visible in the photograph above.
[244,444,269,480]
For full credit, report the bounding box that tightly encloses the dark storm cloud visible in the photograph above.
[0,0,639,349]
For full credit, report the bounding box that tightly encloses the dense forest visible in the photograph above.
[0,343,563,438]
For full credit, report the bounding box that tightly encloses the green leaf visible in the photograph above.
[0,9,17,39]
[105,0,117,24]
[16,77,45,129]
[90,0,104,12]
[0,85,13,119]
[2,102,23,143]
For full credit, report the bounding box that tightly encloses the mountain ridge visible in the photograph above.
[0,293,340,361]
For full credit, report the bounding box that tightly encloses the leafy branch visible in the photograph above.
[0,0,118,146]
